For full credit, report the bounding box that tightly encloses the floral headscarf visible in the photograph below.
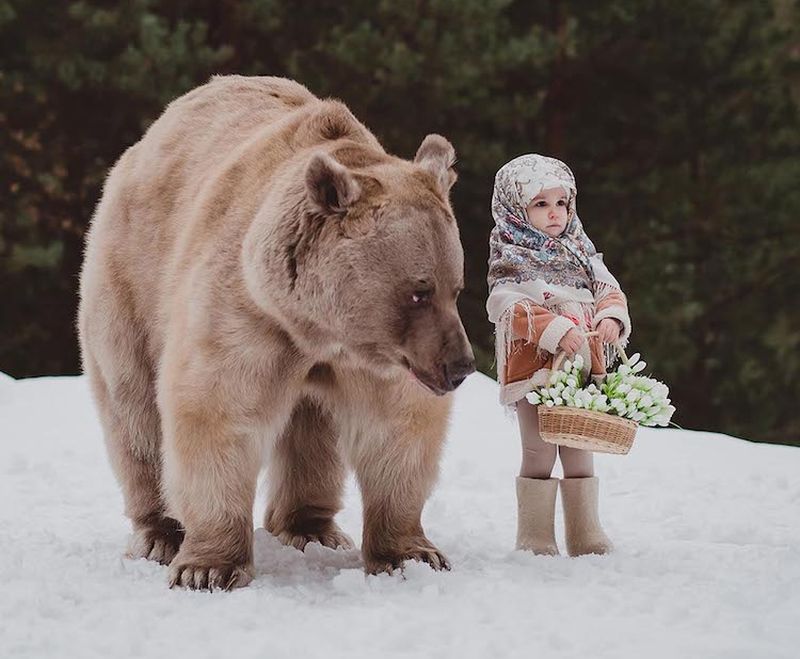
[487,153,599,295]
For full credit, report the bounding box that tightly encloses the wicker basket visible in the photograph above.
[537,333,638,455]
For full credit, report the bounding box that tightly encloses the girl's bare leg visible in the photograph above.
[515,399,557,479]
[559,446,594,478]
[514,399,559,554]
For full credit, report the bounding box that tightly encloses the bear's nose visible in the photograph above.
[444,358,476,391]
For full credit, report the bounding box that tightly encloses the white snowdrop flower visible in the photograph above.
[536,351,674,425]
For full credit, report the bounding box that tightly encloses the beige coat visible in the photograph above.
[504,287,630,383]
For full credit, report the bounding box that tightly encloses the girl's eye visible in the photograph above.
[535,200,547,207]
[557,199,566,206]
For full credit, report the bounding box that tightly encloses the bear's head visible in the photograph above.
[244,134,475,395]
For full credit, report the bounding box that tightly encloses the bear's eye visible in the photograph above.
[411,290,432,305]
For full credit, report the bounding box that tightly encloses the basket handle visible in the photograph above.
[551,330,629,372]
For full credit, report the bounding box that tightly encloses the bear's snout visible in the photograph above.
[443,357,476,391]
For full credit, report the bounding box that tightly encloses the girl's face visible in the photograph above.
[525,187,569,237]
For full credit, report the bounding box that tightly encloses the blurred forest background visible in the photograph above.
[1,0,799,445]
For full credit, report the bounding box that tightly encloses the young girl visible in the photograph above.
[486,154,631,556]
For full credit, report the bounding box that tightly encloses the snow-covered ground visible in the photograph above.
[1,371,798,659]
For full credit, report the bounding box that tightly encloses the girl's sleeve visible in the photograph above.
[589,254,632,343]
[509,301,577,355]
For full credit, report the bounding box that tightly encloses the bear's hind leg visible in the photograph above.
[265,398,353,551]
[83,350,184,565]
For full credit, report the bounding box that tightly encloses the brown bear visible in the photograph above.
[77,75,475,590]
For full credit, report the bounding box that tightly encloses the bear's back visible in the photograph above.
[82,76,385,365]
[124,76,318,209]
[81,77,321,358]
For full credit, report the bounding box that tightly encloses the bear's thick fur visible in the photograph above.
[78,76,475,589]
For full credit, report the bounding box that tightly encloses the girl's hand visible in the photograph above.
[596,318,621,343]
[558,328,584,356]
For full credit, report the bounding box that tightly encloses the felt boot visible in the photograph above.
[515,477,559,555]
[560,476,613,556]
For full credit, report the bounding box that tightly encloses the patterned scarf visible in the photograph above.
[487,154,597,295]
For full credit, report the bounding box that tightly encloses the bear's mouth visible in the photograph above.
[400,357,448,396]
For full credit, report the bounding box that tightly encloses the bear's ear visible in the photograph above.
[414,134,457,196]
[305,152,361,215]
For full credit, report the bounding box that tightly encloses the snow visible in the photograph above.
[1,372,798,659]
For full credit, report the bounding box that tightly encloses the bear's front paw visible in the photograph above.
[364,539,451,575]
[168,557,253,591]
[126,516,185,565]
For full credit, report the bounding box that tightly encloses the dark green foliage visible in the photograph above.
[1,0,798,444]
[0,0,230,376]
